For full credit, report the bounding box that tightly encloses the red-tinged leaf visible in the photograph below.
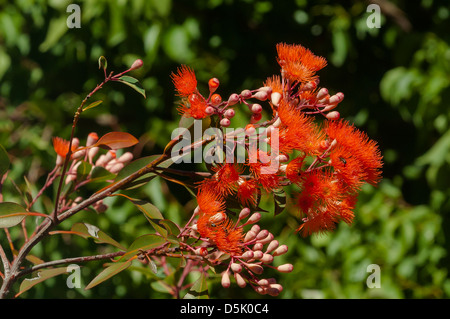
[85,261,132,290]
[16,268,69,297]
[93,132,139,150]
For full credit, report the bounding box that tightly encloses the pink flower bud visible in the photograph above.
[227,93,240,106]
[244,231,257,243]
[253,91,268,101]
[329,92,344,105]
[250,112,262,123]
[265,240,279,253]
[205,106,215,115]
[326,111,340,120]
[117,152,134,164]
[271,92,282,107]
[246,263,263,275]
[238,207,251,220]
[208,78,220,93]
[252,250,264,260]
[87,132,99,146]
[252,243,264,251]
[230,263,242,273]
[240,89,252,99]
[257,232,274,245]
[272,244,288,256]
[130,59,144,71]
[276,263,294,273]
[209,212,226,224]
[221,271,231,288]
[220,118,231,127]
[240,250,254,260]
[250,224,260,234]
[224,108,235,119]
[256,229,269,241]
[244,213,261,226]
[316,88,329,101]
[234,272,247,288]
[261,253,274,264]
[109,162,124,174]
[250,103,262,113]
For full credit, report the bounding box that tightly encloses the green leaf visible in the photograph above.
[82,100,103,112]
[116,75,146,98]
[70,223,126,250]
[16,268,69,297]
[85,261,131,290]
[0,202,27,228]
[0,144,10,176]
[76,161,92,182]
[184,272,209,299]
[124,234,166,260]
[273,188,287,216]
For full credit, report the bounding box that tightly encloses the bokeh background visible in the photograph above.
[1,0,449,298]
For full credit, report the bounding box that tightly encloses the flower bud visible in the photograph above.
[316,88,329,101]
[238,207,251,220]
[205,106,215,115]
[244,231,257,243]
[328,92,344,105]
[326,111,340,120]
[272,244,288,256]
[253,91,268,101]
[209,212,226,224]
[256,229,269,241]
[261,253,274,264]
[224,108,235,119]
[240,250,254,260]
[240,89,252,99]
[234,272,247,288]
[117,152,134,164]
[210,93,222,106]
[227,93,240,106]
[250,103,262,113]
[109,162,124,174]
[221,271,231,288]
[271,92,282,107]
[257,232,274,245]
[265,240,279,253]
[250,112,262,123]
[245,263,263,275]
[230,263,242,273]
[208,78,220,93]
[252,250,264,260]
[87,132,99,146]
[252,243,264,252]
[220,118,231,127]
[250,224,260,234]
[130,59,144,71]
[246,213,261,226]
[276,263,294,273]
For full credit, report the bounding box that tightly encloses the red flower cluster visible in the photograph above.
[174,42,382,251]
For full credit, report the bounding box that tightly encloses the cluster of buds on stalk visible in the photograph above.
[189,207,292,296]
[52,132,134,213]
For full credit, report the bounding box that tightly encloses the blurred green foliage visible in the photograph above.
[0,0,449,298]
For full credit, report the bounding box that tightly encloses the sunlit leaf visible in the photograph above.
[82,100,103,112]
[70,223,126,250]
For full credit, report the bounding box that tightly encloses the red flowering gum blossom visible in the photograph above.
[171,65,197,97]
